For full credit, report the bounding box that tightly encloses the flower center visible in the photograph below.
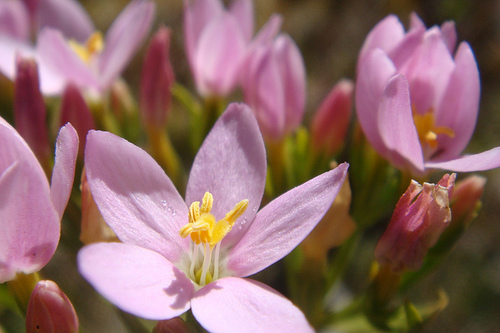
[68,31,104,64]
[412,106,455,157]
[179,192,248,286]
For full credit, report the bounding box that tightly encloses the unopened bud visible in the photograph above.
[14,57,50,171]
[375,173,456,272]
[153,317,190,333]
[310,79,353,155]
[60,83,95,158]
[300,172,355,260]
[25,280,79,333]
[140,26,175,129]
[80,167,118,244]
[450,175,486,227]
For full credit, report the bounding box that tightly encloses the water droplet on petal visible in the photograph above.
[161,200,167,211]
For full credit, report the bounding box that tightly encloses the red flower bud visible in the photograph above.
[375,173,456,272]
[26,280,79,333]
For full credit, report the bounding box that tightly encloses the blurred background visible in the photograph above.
[3,0,500,331]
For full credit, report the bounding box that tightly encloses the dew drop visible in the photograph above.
[167,206,176,216]
[161,200,167,211]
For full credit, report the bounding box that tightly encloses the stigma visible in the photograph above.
[68,32,104,64]
[179,192,248,286]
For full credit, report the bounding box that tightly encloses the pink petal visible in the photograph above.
[229,0,253,42]
[194,13,246,96]
[50,123,78,219]
[409,12,425,31]
[357,15,405,70]
[185,104,266,249]
[228,163,348,277]
[426,147,500,172]
[244,43,286,139]
[0,36,35,80]
[191,277,313,333]
[401,27,455,113]
[36,28,99,90]
[0,116,46,187]
[0,162,59,283]
[0,0,30,41]
[98,0,155,89]
[78,243,194,320]
[274,34,306,134]
[435,42,480,160]
[84,130,189,264]
[183,0,224,68]
[378,74,424,172]
[355,48,397,158]
[37,0,94,42]
[440,21,457,53]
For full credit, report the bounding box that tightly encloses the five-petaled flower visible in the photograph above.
[77,103,348,332]
[0,0,155,95]
[356,13,500,175]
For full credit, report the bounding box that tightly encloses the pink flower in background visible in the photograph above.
[184,0,252,96]
[184,0,282,97]
[243,32,306,140]
[0,0,155,95]
[78,103,348,331]
[375,173,455,272]
[0,118,78,283]
[0,0,93,42]
[355,13,500,175]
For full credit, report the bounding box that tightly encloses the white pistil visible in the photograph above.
[189,244,198,280]
[213,242,221,280]
[200,243,212,286]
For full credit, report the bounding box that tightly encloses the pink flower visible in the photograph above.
[78,103,348,331]
[375,173,456,272]
[356,13,500,175]
[184,0,281,97]
[0,0,155,95]
[0,118,78,283]
[0,0,93,42]
[242,32,306,140]
[26,280,79,333]
[184,0,252,96]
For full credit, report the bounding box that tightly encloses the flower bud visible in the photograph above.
[450,175,486,227]
[310,79,353,155]
[300,173,355,260]
[25,280,79,333]
[14,57,50,171]
[243,34,306,140]
[140,26,175,129]
[375,173,456,272]
[60,83,95,158]
[80,167,118,245]
[153,317,190,333]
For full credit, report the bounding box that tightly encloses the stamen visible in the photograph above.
[412,106,455,150]
[68,31,104,64]
[179,192,249,285]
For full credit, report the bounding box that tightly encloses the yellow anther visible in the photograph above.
[86,32,104,55]
[68,31,104,64]
[179,193,249,247]
[224,199,249,224]
[200,192,213,215]
[412,106,455,150]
